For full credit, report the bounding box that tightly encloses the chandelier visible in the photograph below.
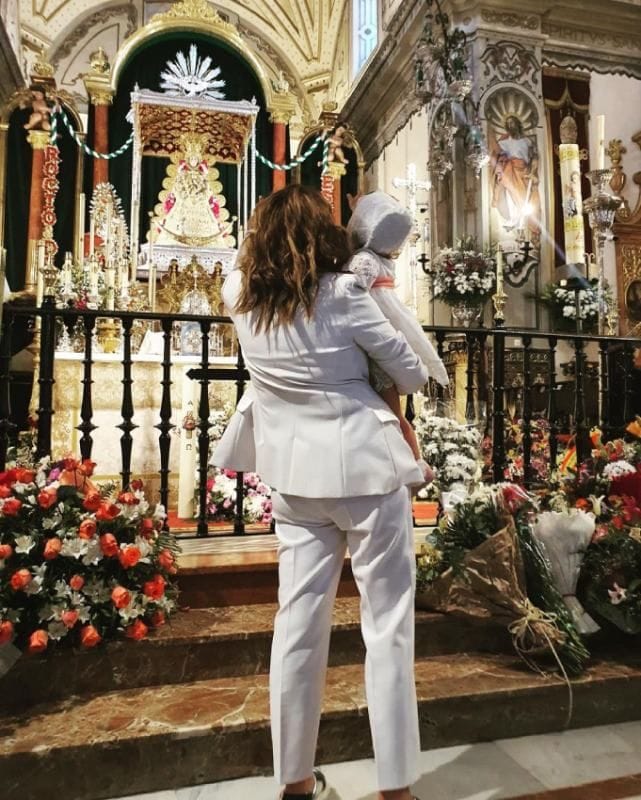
[415,0,489,179]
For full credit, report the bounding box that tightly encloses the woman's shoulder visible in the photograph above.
[221,268,242,308]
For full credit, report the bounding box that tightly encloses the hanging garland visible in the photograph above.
[255,132,330,173]
[49,106,134,160]
[51,104,332,174]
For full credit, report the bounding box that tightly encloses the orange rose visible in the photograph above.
[61,609,79,629]
[111,585,131,609]
[100,533,119,557]
[27,629,49,654]
[143,575,166,600]
[37,488,58,510]
[15,468,35,484]
[158,549,177,574]
[117,491,139,506]
[118,545,141,569]
[150,610,166,628]
[69,574,85,591]
[125,619,148,641]
[78,519,97,540]
[0,543,13,560]
[0,485,11,498]
[43,537,62,560]
[80,624,101,648]
[62,457,80,471]
[10,568,31,591]
[0,620,14,644]
[1,497,22,516]
[83,491,102,512]
[96,502,121,522]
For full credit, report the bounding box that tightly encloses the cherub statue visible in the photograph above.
[328,125,350,166]
[24,87,51,132]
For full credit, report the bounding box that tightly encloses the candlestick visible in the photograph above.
[148,263,157,312]
[596,115,606,171]
[148,213,155,266]
[36,241,45,306]
[105,211,112,266]
[105,265,115,311]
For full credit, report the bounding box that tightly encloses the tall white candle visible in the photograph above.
[36,243,45,306]
[596,115,606,170]
[89,213,95,257]
[496,247,504,294]
[148,263,157,311]
[77,193,85,261]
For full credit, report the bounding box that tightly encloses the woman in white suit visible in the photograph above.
[214,185,427,800]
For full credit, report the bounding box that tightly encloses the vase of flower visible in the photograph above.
[451,300,484,328]
[432,237,495,326]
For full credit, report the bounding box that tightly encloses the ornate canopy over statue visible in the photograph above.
[129,82,259,275]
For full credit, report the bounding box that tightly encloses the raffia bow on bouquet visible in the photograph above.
[532,510,600,635]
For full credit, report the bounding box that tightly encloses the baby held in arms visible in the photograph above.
[347,191,449,481]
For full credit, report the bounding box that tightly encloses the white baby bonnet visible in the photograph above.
[348,191,413,254]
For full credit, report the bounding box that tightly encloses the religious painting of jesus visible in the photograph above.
[485,88,541,282]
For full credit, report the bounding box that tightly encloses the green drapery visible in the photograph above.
[107,31,273,247]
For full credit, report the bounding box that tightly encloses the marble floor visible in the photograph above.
[111,720,641,800]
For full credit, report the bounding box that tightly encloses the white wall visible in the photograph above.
[589,72,641,294]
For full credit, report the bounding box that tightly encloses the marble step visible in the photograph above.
[3,651,641,800]
[0,598,511,713]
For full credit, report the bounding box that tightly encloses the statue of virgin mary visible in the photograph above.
[150,132,235,249]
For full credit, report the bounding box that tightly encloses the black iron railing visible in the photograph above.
[0,298,639,536]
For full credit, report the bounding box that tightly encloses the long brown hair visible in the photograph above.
[235,184,350,331]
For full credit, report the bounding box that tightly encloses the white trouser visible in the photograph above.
[270,486,420,791]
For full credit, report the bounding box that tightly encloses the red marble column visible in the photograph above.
[25,130,50,292]
[272,121,287,192]
[92,101,110,187]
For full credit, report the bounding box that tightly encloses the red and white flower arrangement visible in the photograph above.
[0,456,179,654]
[206,468,272,525]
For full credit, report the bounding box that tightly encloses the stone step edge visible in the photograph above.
[4,654,641,800]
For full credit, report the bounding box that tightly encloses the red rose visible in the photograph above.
[43,537,62,560]
[0,620,14,644]
[37,488,58,510]
[10,568,31,591]
[27,629,48,654]
[0,469,18,486]
[61,609,79,629]
[100,533,119,557]
[69,574,85,591]
[158,549,177,574]
[118,545,141,569]
[15,468,35,484]
[62,457,79,471]
[111,585,131,609]
[79,459,96,477]
[0,485,11,498]
[143,575,166,600]
[96,502,120,522]
[117,492,139,506]
[131,479,144,491]
[1,497,22,516]
[125,619,148,641]
[150,610,166,628]
[80,624,101,648]
[0,543,13,560]
[82,492,102,512]
[78,519,97,540]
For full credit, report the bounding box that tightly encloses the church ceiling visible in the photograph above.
[18,0,349,121]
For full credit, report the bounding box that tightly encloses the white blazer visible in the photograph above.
[213,269,429,498]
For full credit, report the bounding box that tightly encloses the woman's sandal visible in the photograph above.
[281,768,329,800]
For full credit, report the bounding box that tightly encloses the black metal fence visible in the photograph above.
[0,298,639,536]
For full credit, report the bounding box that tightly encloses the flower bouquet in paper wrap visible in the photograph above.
[416,484,589,675]
[531,509,600,635]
